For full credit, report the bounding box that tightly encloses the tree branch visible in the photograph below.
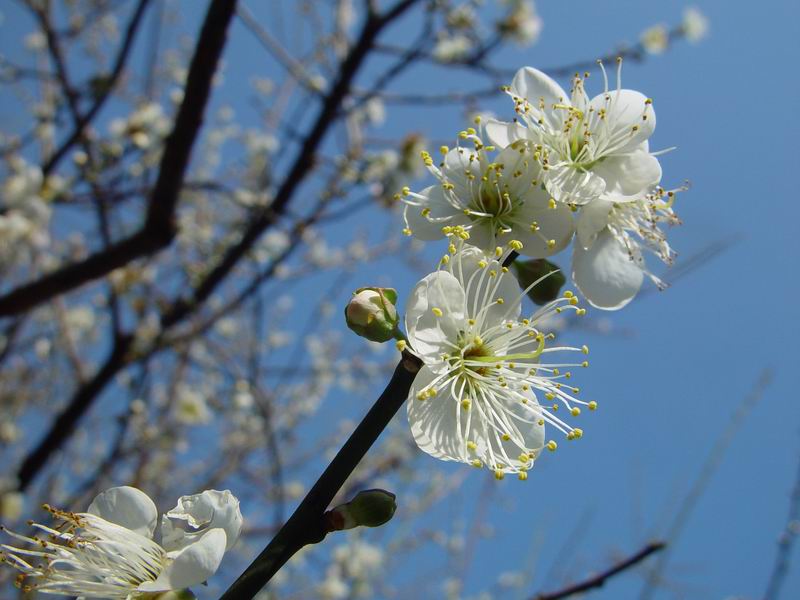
[533,542,666,600]
[0,0,236,317]
[219,351,422,600]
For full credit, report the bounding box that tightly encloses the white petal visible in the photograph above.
[451,246,522,321]
[572,228,643,310]
[544,162,606,205]
[575,199,613,249]
[161,490,243,552]
[484,119,529,148]
[407,365,465,463]
[405,271,466,362]
[590,90,655,153]
[87,486,158,538]
[502,189,574,257]
[138,528,227,592]
[592,148,661,201]
[510,67,570,131]
[404,185,465,241]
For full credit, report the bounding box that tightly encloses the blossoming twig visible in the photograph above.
[219,351,422,600]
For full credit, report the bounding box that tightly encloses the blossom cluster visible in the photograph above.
[402,61,685,310]
[388,62,688,478]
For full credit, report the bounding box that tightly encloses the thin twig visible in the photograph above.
[763,433,800,600]
[533,542,666,600]
[219,351,422,600]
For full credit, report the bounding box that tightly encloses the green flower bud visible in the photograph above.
[325,489,397,531]
[344,287,399,343]
[512,258,566,305]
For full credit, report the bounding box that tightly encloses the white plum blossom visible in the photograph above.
[0,486,242,598]
[572,185,683,309]
[682,7,709,43]
[486,61,662,206]
[641,24,669,54]
[403,236,595,478]
[403,127,573,257]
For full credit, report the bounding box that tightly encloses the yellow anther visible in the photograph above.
[396,340,407,352]
[573,428,584,438]
[421,207,431,217]
[509,240,524,251]
[402,186,410,196]
[570,407,581,417]
[448,243,457,254]
[518,471,528,481]
[467,441,477,451]
[468,319,476,326]
[577,308,587,316]
[478,260,488,268]
[569,297,579,305]
[546,441,558,451]
[501,433,511,441]
[588,401,598,411]
[581,345,589,354]
[495,246,503,257]
[472,459,483,468]
[416,391,427,401]
[494,470,505,480]
[545,392,555,400]
[547,239,556,249]
[564,291,574,298]
[402,227,412,236]
[582,360,589,368]
[461,399,471,411]
[537,419,544,426]
[548,198,557,209]
[553,368,560,376]
[489,270,497,278]
[501,266,509,273]
[567,431,576,440]
[518,453,530,463]
[440,255,450,265]
[431,307,443,317]
[440,145,449,154]
[474,115,482,124]
[530,221,540,232]
[496,298,504,305]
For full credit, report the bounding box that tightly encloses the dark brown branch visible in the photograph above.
[533,542,666,600]
[157,0,421,331]
[0,0,236,318]
[219,351,422,600]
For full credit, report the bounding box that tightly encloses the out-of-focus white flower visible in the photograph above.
[432,34,473,62]
[318,567,349,599]
[403,126,573,257]
[174,385,212,425]
[572,185,684,309]
[0,486,241,597]
[498,0,543,46]
[682,7,709,42]
[486,62,662,206]
[110,102,170,150]
[641,24,669,54]
[0,492,23,522]
[404,238,593,478]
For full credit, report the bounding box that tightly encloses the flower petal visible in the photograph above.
[484,119,529,148]
[161,490,243,553]
[510,67,570,131]
[138,528,227,593]
[592,147,661,202]
[572,228,643,310]
[590,89,655,153]
[575,199,613,249]
[87,486,158,538]
[407,365,466,462]
[405,271,466,362]
[544,162,606,205]
[451,246,522,322]
[404,185,466,241]
[502,188,574,258]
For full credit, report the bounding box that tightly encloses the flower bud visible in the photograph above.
[325,489,397,531]
[512,258,566,305]
[344,287,399,342]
